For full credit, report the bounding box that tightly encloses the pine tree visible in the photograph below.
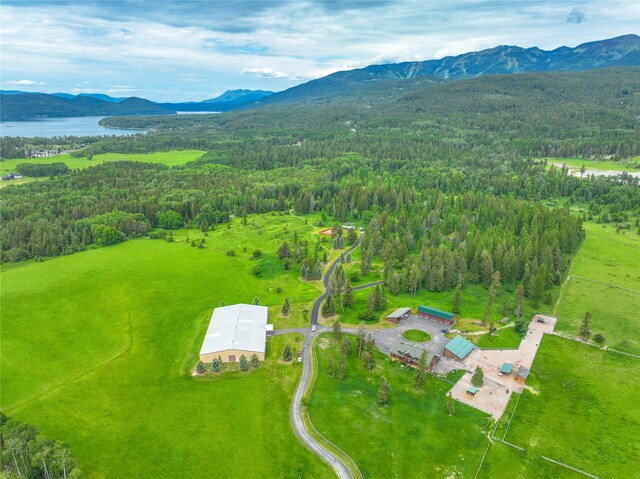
[332,318,342,340]
[362,350,375,377]
[483,271,501,324]
[414,350,428,392]
[196,361,205,374]
[220,300,225,307]
[281,296,290,315]
[356,323,366,357]
[239,355,249,371]
[447,392,455,416]
[282,345,292,362]
[322,251,328,263]
[277,241,291,259]
[322,295,336,317]
[253,296,260,305]
[211,356,221,373]
[514,284,524,318]
[250,353,260,368]
[341,337,352,356]
[327,354,335,377]
[580,311,592,340]
[452,282,462,314]
[377,377,391,405]
[480,249,494,288]
[343,282,354,308]
[345,252,352,263]
[471,366,484,386]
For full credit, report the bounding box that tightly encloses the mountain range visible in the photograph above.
[1,34,638,120]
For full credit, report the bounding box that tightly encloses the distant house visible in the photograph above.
[516,366,530,384]
[389,339,439,369]
[444,335,474,361]
[386,307,411,324]
[418,306,455,325]
[199,304,271,363]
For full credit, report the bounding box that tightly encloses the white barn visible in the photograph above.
[199,304,272,363]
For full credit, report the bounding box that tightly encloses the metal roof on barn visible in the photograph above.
[199,304,269,355]
[418,305,455,321]
[444,335,474,359]
[387,307,411,319]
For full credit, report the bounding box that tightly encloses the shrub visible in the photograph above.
[226,249,236,256]
[593,333,605,344]
[252,266,261,276]
[358,309,378,322]
[252,249,262,259]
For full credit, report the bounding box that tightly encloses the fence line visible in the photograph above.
[541,456,602,479]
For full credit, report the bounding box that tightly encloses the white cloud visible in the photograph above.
[5,79,44,85]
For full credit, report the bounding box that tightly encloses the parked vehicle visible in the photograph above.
[311,324,317,332]
[440,328,449,333]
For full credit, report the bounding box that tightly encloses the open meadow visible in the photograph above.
[309,334,490,479]
[556,222,640,354]
[1,213,336,478]
[0,150,206,186]
[491,335,640,479]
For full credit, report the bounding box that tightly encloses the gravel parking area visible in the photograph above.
[449,314,557,418]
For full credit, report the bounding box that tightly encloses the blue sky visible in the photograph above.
[1,0,638,101]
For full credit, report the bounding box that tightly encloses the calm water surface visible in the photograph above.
[0,116,142,138]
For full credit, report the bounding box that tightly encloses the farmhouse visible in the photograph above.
[199,304,272,363]
[389,339,439,369]
[386,307,411,323]
[444,335,475,361]
[418,305,455,325]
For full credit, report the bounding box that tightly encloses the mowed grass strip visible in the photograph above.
[309,334,489,479]
[504,335,640,479]
[1,214,334,478]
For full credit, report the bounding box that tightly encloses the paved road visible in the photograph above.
[290,233,371,479]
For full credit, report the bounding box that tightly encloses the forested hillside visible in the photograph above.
[98,68,640,160]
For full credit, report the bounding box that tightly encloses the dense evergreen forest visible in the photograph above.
[1,67,639,310]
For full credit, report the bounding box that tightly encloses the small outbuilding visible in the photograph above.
[516,366,530,384]
[500,363,513,375]
[389,339,439,369]
[466,386,478,396]
[444,335,474,361]
[418,306,455,325]
[386,307,411,324]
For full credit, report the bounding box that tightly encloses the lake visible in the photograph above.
[0,116,143,138]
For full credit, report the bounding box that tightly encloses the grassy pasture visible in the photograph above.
[1,213,334,478]
[499,335,640,479]
[309,334,489,479]
[556,222,640,354]
[0,150,206,185]
[544,156,640,172]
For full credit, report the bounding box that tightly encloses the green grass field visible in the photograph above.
[1,213,335,478]
[0,150,206,186]
[498,335,640,479]
[544,156,640,172]
[309,334,489,478]
[401,329,430,342]
[466,325,523,349]
[556,222,640,354]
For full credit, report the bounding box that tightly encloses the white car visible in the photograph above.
[311,324,317,332]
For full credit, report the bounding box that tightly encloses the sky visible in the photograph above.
[1,0,638,102]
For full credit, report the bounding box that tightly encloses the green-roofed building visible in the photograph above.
[466,386,478,395]
[444,335,475,361]
[418,305,456,325]
[500,363,513,374]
